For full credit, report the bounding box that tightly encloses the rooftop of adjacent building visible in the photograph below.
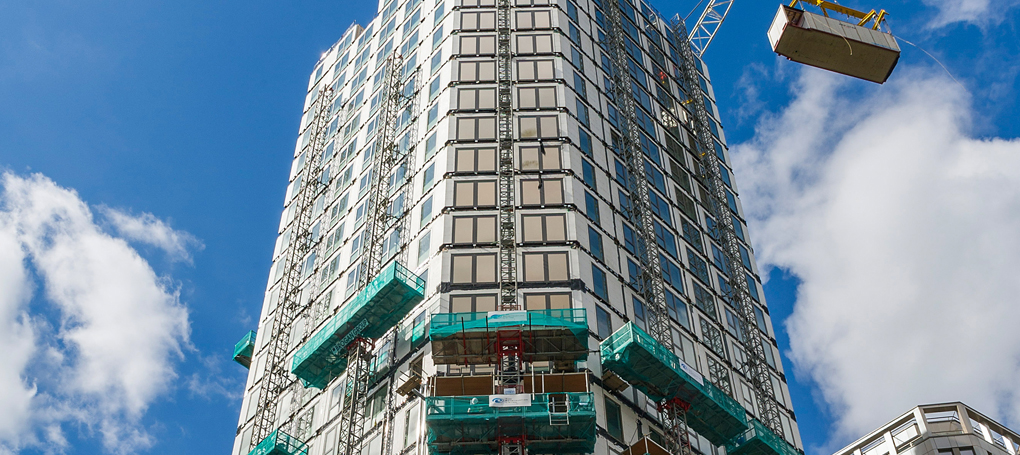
[833,403,1020,455]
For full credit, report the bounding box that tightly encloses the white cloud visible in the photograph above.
[99,206,203,263]
[731,67,1020,447]
[919,0,1019,29]
[0,172,192,454]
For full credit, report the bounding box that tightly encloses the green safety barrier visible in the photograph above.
[727,419,800,455]
[600,322,747,445]
[429,309,589,363]
[425,392,596,454]
[233,330,256,368]
[291,261,425,389]
[247,429,307,455]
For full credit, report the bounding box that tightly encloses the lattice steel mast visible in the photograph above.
[336,51,421,455]
[496,0,524,453]
[670,16,785,439]
[251,84,336,443]
[602,2,694,454]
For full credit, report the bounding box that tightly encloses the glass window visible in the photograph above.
[453,180,497,207]
[423,163,436,188]
[431,50,443,74]
[455,147,497,172]
[420,195,433,226]
[459,35,497,54]
[588,227,604,261]
[581,160,596,188]
[520,145,561,170]
[429,76,441,99]
[604,398,623,440]
[428,104,440,128]
[517,86,557,109]
[524,293,571,310]
[520,178,563,206]
[459,61,496,82]
[417,231,432,265]
[458,87,497,110]
[461,11,495,30]
[516,34,554,54]
[522,252,569,281]
[596,305,612,338]
[451,253,497,283]
[516,10,552,29]
[592,265,609,302]
[578,129,592,156]
[456,116,498,140]
[450,294,497,313]
[518,115,559,138]
[575,99,589,126]
[453,215,497,244]
[521,214,567,243]
[584,192,600,223]
[573,71,587,98]
[516,59,555,80]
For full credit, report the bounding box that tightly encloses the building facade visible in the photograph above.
[832,403,1020,455]
[231,0,804,453]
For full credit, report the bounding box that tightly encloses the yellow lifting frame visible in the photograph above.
[789,0,890,30]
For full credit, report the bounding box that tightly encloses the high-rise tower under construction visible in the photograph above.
[231,0,805,454]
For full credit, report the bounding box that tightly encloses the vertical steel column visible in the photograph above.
[669,16,784,438]
[658,398,694,455]
[252,84,336,443]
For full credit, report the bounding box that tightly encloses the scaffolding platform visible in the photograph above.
[233,330,256,368]
[247,429,308,455]
[430,309,589,365]
[727,419,800,455]
[291,261,426,389]
[600,322,747,445]
[425,392,596,454]
[768,4,899,83]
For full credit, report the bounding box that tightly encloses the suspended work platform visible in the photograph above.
[425,392,596,454]
[768,3,899,83]
[728,419,801,455]
[291,261,425,389]
[246,429,308,455]
[600,322,747,445]
[429,309,589,365]
[233,330,256,368]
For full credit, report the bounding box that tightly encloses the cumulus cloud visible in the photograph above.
[0,172,192,454]
[99,206,203,263]
[731,67,1020,446]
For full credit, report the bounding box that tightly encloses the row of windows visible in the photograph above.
[450,251,569,284]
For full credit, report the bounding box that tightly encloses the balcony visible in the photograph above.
[425,392,596,454]
[246,429,307,455]
[233,330,256,368]
[430,309,588,365]
[600,322,747,445]
[291,261,425,389]
[727,419,800,455]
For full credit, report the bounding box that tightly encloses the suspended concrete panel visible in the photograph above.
[291,261,425,389]
[768,5,899,83]
[727,419,800,455]
[247,429,308,455]
[600,322,747,445]
[234,330,256,368]
[430,309,589,364]
[425,392,596,454]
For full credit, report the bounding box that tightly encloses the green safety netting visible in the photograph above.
[247,429,307,455]
[429,309,589,364]
[291,261,425,389]
[233,330,256,368]
[600,322,747,445]
[727,419,800,455]
[425,393,596,454]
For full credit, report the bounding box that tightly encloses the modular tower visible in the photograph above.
[231,0,805,454]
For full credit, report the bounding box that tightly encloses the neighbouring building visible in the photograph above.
[832,403,1020,455]
[230,0,805,454]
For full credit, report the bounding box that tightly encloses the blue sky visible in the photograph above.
[0,0,1018,454]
